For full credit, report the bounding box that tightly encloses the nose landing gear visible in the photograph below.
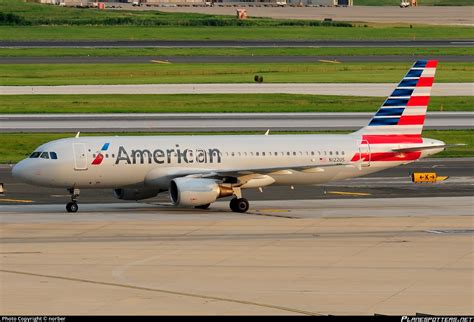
[66,188,80,213]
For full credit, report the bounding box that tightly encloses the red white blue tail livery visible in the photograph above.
[358,59,437,136]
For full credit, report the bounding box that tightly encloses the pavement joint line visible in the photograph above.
[0,269,321,316]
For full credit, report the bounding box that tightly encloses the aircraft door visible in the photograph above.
[358,139,371,167]
[73,143,88,170]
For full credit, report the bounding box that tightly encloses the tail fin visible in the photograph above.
[355,60,437,136]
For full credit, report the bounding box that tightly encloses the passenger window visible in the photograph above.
[293,152,296,156]
[40,152,49,159]
[262,152,265,156]
[311,151,314,156]
[256,152,259,156]
[50,152,58,159]
[342,151,345,156]
[29,152,41,158]
[287,152,290,156]
[330,151,333,155]
[336,151,339,155]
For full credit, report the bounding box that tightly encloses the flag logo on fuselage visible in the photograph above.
[91,143,110,165]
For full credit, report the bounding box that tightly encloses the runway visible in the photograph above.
[1,83,471,96]
[1,40,473,48]
[1,112,472,132]
[1,55,473,64]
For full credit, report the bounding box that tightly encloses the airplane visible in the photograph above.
[12,60,448,213]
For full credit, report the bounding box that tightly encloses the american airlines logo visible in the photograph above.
[115,145,222,165]
[91,143,110,165]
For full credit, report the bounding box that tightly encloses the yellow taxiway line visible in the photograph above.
[318,59,341,64]
[0,198,34,203]
[326,191,371,196]
[150,60,171,64]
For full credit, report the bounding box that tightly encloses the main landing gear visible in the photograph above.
[66,188,80,213]
[229,198,249,213]
[229,187,249,213]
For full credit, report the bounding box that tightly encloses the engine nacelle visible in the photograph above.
[169,178,233,207]
[113,188,161,201]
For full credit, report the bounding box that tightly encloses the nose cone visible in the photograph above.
[12,160,34,183]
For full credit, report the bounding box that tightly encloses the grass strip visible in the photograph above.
[1,25,472,41]
[0,47,473,57]
[0,94,471,113]
[0,0,350,27]
[1,62,472,85]
[1,130,471,163]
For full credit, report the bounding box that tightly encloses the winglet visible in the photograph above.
[75,132,80,138]
[264,129,270,136]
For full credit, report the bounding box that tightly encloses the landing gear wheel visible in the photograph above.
[195,203,211,210]
[66,188,80,213]
[66,202,78,213]
[230,198,249,213]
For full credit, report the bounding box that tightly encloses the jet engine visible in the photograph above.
[113,188,161,201]
[169,177,233,207]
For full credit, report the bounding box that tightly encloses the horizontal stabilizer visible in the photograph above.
[392,143,465,153]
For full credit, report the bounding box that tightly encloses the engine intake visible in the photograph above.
[169,177,233,207]
[113,188,161,201]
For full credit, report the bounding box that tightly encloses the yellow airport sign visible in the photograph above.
[411,172,448,183]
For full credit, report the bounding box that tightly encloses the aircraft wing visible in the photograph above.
[145,162,358,187]
[194,162,355,178]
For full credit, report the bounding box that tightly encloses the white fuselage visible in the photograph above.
[12,134,443,190]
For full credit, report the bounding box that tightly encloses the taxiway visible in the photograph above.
[1,112,472,132]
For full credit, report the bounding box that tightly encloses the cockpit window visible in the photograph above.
[40,152,49,159]
[29,152,41,158]
[50,152,58,159]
